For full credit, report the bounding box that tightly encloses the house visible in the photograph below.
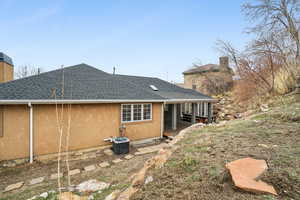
[182,56,233,95]
[0,53,215,162]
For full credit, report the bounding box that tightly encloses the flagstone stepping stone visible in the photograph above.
[84,165,96,172]
[112,158,123,164]
[29,177,45,185]
[50,173,63,179]
[104,149,114,156]
[99,162,110,168]
[76,179,110,193]
[124,154,134,160]
[226,157,277,195]
[69,169,81,176]
[5,181,24,192]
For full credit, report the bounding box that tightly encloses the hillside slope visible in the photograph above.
[132,98,300,200]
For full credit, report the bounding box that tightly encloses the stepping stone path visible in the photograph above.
[29,177,45,185]
[84,165,96,172]
[112,158,123,164]
[76,179,110,192]
[124,154,134,160]
[5,182,24,192]
[99,161,110,168]
[104,149,113,156]
[50,173,63,180]
[69,169,80,176]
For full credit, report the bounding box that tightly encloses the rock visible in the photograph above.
[105,190,121,200]
[104,149,114,156]
[234,113,243,119]
[112,159,123,164]
[88,195,95,200]
[3,161,16,168]
[59,192,87,200]
[84,165,96,172]
[29,177,45,185]
[69,169,81,176]
[226,157,277,195]
[145,176,153,185]
[76,179,110,193]
[124,154,134,160]
[99,162,110,168]
[260,104,269,112]
[5,181,24,192]
[258,144,269,148]
[40,192,48,198]
[50,173,63,179]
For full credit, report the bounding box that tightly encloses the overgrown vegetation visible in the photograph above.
[216,0,300,105]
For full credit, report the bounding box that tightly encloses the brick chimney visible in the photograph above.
[0,52,14,82]
[219,56,229,71]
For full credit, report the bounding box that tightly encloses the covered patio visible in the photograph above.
[163,101,214,136]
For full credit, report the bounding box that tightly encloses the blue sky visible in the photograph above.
[0,0,251,82]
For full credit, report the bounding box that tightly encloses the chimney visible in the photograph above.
[0,52,14,82]
[219,56,229,71]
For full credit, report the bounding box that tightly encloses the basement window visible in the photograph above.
[149,85,158,91]
[121,104,152,123]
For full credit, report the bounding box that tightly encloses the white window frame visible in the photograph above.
[121,103,152,123]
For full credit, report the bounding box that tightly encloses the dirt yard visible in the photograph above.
[132,98,300,200]
[0,145,156,200]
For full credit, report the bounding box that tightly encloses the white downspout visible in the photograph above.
[28,102,33,163]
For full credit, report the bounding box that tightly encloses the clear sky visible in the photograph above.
[0,0,252,83]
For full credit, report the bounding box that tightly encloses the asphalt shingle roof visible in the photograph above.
[183,64,220,75]
[0,64,213,101]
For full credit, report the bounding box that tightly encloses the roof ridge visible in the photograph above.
[0,63,107,85]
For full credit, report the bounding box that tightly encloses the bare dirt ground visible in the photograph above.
[0,146,155,200]
[132,98,300,200]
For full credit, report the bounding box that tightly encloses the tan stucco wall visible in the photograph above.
[0,105,29,160]
[0,103,162,161]
[0,62,14,83]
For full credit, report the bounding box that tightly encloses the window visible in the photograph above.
[122,105,132,122]
[121,104,152,122]
[149,85,158,91]
[143,104,151,120]
[133,104,142,121]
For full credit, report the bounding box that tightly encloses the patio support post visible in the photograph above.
[191,103,196,124]
[172,104,177,130]
[208,102,212,123]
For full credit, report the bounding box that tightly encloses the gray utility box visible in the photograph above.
[112,137,130,155]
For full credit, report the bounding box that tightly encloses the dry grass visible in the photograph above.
[132,98,300,200]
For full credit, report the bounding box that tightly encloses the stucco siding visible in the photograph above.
[0,102,162,161]
[0,105,29,160]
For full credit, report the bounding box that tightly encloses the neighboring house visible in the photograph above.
[0,53,215,162]
[182,57,234,95]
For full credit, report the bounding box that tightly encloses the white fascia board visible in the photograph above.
[164,99,217,104]
[0,99,165,105]
[0,98,217,105]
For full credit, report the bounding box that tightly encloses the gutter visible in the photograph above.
[0,98,217,105]
[28,102,33,163]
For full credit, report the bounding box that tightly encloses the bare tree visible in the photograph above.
[242,0,300,94]
[15,65,42,79]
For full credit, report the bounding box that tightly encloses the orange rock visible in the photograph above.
[226,158,277,195]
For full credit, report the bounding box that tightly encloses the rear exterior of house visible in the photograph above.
[0,53,215,162]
